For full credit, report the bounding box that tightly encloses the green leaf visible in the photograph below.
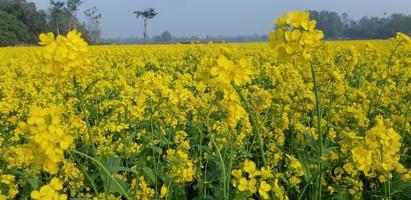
[107,177,130,195]
[142,166,156,184]
[27,177,40,190]
[103,156,122,173]
[152,146,163,155]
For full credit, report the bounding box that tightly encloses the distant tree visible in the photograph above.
[0,0,50,42]
[49,0,66,34]
[160,31,172,42]
[49,0,85,35]
[309,10,344,39]
[133,8,157,40]
[66,0,82,30]
[307,10,411,40]
[386,14,411,37]
[0,11,29,46]
[84,6,102,43]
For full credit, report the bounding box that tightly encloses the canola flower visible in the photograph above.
[30,178,67,200]
[4,105,79,175]
[0,173,18,200]
[0,11,410,200]
[37,30,89,79]
[269,11,324,60]
[351,116,405,179]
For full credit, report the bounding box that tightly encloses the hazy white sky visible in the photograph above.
[30,0,411,38]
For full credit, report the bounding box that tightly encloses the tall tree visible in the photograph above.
[49,0,66,35]
[133,8,157,40]
[49,0,85,35]
[84,6,102,43]
[66,0,82,30]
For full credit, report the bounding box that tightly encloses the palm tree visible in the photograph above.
[133,8,157,41]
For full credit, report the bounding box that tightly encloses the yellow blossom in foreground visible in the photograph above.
[37,30,89,79]
[259,181,272,199]
[31,178,67,200]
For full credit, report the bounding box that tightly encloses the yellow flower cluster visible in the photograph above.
[232,159,285,199]
[131,176,155,200]
[163,130,195,183]
[31,178,67,200]
[209,56,252,131]
[37,30,89,79]
[0,173,18,200]
[284,154,304,186]
[59,161,84,197]
[269,11,324,60]
[351,116,406,179]
[14,105,76,174]
[164,149,195,183]
[210,56,253,86]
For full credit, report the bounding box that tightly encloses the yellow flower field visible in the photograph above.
[0,12,410,200]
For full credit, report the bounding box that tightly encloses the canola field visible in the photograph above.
[0,11,410,200]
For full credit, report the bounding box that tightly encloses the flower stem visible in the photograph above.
[69,149,131,200]
[310,62,323,200]
[73,76,97,155]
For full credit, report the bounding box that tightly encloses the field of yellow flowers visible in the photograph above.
[0,11,410,200]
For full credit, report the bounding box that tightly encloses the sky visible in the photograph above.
[29,0,411,38]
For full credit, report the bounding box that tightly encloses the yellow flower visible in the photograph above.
[160,184,168,198]
[238,177,257,193]
[31,178,67,200]
[272,178,288,200]
[258,181,271,199]
[259,167,274,180]
[343,163,357,176]
[327,186,335,194]
[49,178,63,191]
[210,56,252,86]
[243,159,257,177]
[289,176,301,185]
[39,32,55,45]
[231,169,243,179]
[351,146,372,175]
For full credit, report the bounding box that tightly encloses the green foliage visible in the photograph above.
[309,10,411,39]
[0,0,50,43]
[153,31,173,43]
[160,31,172,42]
[309,10,344,39]
[134,8,158,20]
[0,11,29,46]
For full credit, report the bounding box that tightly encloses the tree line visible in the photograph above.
[1,2,411,46]
[0,0,101,46]
[102,33,268,44]
[105,10,411,44]
[309,10,411,40]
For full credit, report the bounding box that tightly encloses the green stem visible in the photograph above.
[366,40,402,124]
[233,84,267,167]
[297,174,318,200]
[233,84,276,199]
[310,62,323,200]
[210,135,228,200]
[69,149,131,200]
[73,76,97,155]
[68,152,99,196]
